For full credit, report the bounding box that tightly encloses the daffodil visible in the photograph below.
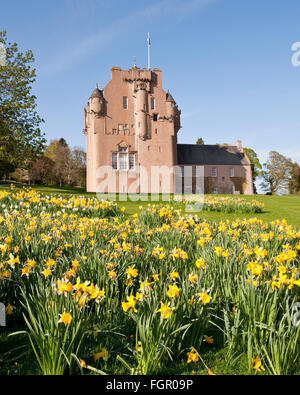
[187,348,199,363]
[167,283,181,298]
[58,312,72,325]
[251,355,265,373]
[195,258,206,269]
[157,301,175,319]
[199,292,211,304]
[122,295,137,313]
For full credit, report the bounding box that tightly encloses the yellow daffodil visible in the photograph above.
[157,301,175,319]
[187,348,199,363]
[167,283,181,298]
[199,292,211,304]
[251,355,265,373]
[122,295,137,313]
[58,312,72,325]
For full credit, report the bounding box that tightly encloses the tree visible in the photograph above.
[243,147,262,194]
[260,151,293,194]
[44,139,72,186]
[196,137,204,145]
[71,147,86,187]
[288,162,300,194]
[28,156,56,185]
[0,31,46,176]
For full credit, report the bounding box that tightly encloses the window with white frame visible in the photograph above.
[112,153,118,170]
[212,167,217,177]
[129,154,135,170]
[119,153,127,170]
[229,168,234,177]
[112,147,135,171]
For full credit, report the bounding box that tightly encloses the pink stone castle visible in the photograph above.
[84,66,254,195]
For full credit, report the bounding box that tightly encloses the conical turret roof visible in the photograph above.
[166,91,175,103]
[90,84,103,99]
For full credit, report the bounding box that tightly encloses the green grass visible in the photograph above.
[0,184,299,227]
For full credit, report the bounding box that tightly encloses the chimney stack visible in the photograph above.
[235,140,242,150]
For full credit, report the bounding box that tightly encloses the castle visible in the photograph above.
[84,66,254,195]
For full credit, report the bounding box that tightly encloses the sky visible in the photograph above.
[1,0,300,191]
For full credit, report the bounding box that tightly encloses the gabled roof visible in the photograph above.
[177,144,250,166]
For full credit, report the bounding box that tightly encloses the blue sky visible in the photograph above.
[2,0,300,185]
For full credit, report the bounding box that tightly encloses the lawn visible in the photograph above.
[0,183,299,227]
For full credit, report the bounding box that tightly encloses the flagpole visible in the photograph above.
[147,33,151,70]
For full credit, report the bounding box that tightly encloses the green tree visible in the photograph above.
[71,147,86,188]
[288,162,300,194]
[260,151,293,194]
[0,30,46,177]
[196,137,204,145]
[243,147,262,194]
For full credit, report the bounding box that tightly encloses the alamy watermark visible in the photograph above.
[95,165,205,212]
[291,302,300,327]
[291,42,300,67]
[0,302,6,327]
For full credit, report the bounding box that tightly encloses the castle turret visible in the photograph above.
[89,84,103,115]
[134,81,148,141]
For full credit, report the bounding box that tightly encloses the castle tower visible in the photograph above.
[84,66,181,194]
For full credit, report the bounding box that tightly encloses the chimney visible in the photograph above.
[235,140,242,150]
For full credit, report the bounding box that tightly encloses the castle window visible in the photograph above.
[112,153,118,170]
[119,153,128,170]
[213,186,218,194]
[119,146,127,152]
[155,128,158,134]
[148,146,150,151]
[153,114,158,122]
[151,97,155,110]
[229,168,234,177]
[129,154,135,170]
[212,167,217,177]
[123,96,128,109]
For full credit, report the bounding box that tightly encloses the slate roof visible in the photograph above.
[90,86,103,99]
[177,144,250,166]
[166,92,175,102]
